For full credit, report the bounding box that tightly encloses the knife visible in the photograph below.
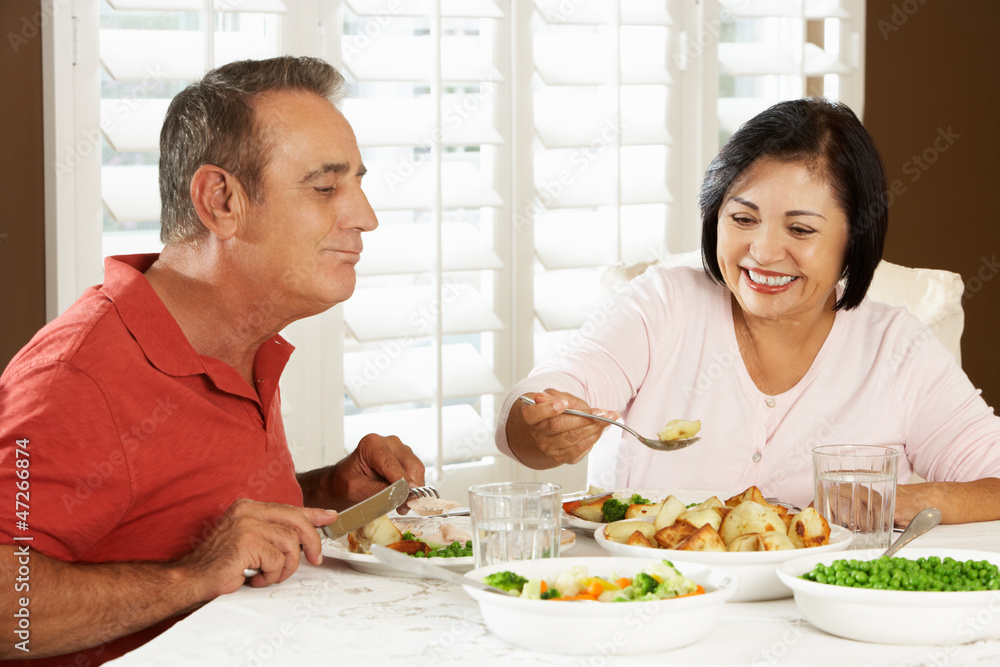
[243,479,410,578]
[370,544,508,595]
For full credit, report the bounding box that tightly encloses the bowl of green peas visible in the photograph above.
[777,547,1000,645]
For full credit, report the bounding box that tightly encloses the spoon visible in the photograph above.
[518,395,700,452]
[881,507,942,558]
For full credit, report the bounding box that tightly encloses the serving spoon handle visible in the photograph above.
[881,507,942,558]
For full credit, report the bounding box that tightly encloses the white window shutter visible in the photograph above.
[338,2,507,473]
[98,1,286,257]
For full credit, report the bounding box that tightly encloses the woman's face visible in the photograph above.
[716,157,850,325]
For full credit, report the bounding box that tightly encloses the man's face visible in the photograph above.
[238,90,378,320]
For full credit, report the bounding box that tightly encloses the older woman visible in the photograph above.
[496,98,1000,526]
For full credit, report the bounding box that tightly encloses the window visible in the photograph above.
[49,0,865,498]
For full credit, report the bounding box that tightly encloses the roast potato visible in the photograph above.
[570,504,605,523]
[657,419,701,441]
[757,531,796,551]
[625,501,664,520]
[719,500,784,546]
[654,520,698,549]
[653,495,687,531]
[675,523,726,552]
[604,519,657,544]
[787,507,832,549]
[348,514,403,554]
[626,530,655,548]
[678,507,723,531]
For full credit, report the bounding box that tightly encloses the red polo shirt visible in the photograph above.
[0,254,304,663]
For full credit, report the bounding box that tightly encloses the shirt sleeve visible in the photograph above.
[0,361,133,561]
[494,266,681,460]
[887,315,1000,482]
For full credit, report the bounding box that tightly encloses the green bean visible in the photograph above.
[801,556,1000,592]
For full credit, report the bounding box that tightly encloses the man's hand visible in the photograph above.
[177,499,338,599]
[298,434,425,511]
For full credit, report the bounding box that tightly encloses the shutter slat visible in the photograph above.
[720,0,851,19]
[343,36,503,83]
[357,221,503,275]
[533,269,609,332]
[363,161,503,210]
[344,405,494,463]
[102,165,159,222]
[100,29,277,81]
[343,97,503,148]
[100,99,170,153]
[344,344,504,408]
[533,0,672,25]
[534,148,671,208]
[346,0,503,18]
[344,284,504,342]
[107,0,288,11]
[534,34,671,86]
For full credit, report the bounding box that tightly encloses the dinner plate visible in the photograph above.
[324,518,577,578]
[561,488,724,535]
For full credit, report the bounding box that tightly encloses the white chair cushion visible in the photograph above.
[601,251,965,366]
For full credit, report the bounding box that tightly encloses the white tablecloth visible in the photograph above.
[109,521,1000,667]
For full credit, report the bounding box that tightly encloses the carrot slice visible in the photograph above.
[586,582,604,598]
[539,580,548,594]
[675,585,706,599]
[615,577,631,589]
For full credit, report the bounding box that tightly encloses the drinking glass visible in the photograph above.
[813,444,898,550]
[468,482,561,569]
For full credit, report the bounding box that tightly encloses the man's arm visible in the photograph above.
[0,500,337,659]
[895,477,1000,526]
[298,434,425,511]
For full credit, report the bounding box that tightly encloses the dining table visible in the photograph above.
[107,519,1000,666]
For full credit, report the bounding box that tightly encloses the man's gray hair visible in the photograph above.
[158,56,347,244]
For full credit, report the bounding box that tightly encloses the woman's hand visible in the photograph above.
[506,389,620,468]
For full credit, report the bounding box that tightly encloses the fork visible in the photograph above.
[408,485,440,499]
[518,395,700,452]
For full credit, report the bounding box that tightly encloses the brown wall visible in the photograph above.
[0,0,46,371]
[864,0,1000,409]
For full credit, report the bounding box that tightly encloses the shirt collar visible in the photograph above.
[100,254,294,406]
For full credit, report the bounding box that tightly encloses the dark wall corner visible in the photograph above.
[865,0,1000,409]
[0,0,47,371]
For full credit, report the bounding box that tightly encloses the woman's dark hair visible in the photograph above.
[699,98,888,311]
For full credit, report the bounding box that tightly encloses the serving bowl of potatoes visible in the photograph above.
[594,487,853,601]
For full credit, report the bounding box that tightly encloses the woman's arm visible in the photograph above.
[895,477,1000,526]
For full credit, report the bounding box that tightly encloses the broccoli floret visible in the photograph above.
[632,572,658,596]
[602,498,629,523]
[540,588,561,600]
[401,531,418,541]
[483,571,529,593]
[629,493,651,505]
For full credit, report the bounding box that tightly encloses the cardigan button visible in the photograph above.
[752,451,762,463]
[765,397,776,408]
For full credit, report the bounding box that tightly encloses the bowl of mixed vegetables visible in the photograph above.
[462,557,738,655]
[777,547,1000,645]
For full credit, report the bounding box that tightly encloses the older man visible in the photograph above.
[0,57,423,664]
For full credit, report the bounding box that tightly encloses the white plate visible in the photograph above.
[561,488,721,535]
[463,557,738,655]
[778,547,1000,645]
[325,525,577,577]
[595,522,853,601]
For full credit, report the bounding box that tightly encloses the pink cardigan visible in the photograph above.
[495,266,1000,509]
